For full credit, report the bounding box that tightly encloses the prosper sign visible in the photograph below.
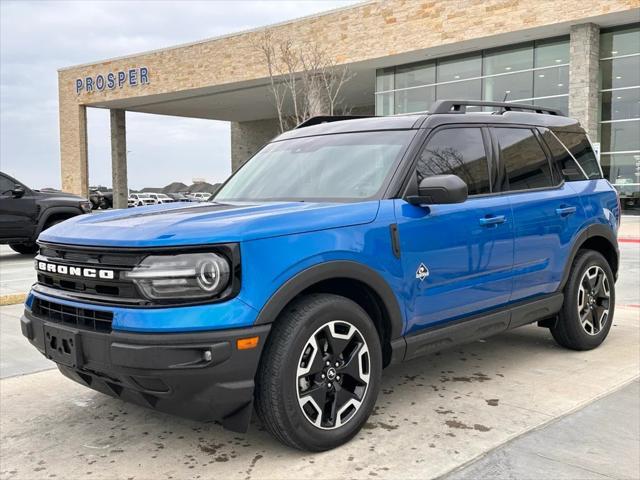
[76,67,150,94]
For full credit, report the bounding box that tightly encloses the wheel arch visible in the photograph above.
[35,206,82,238]
[560,223,619,290]
[253,261,405,367]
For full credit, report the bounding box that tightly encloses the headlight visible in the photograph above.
[126,253,231,301]
[80,201,92,213]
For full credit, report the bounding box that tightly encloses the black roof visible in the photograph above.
[275,100,581,140]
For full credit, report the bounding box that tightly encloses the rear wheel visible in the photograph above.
[255,294,382,451]
[551,250,615,350]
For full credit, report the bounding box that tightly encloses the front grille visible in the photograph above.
[35,242,147,306]
[32,297,113,332]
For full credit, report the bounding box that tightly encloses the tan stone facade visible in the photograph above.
[58,0,639,196]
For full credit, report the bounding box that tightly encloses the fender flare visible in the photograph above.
[559,223,619,290]
[253,260,405,340]
[35,206,82,240]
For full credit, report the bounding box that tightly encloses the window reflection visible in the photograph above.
[375,36,570,115]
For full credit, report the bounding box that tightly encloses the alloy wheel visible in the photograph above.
[296,320,370,430]
[577,265,611,336]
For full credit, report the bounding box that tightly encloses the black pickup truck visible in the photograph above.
[0,171,92,254]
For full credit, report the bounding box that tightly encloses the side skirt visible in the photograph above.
[402,293,564,362]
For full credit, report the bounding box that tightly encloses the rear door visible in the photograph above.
[394,126,514,334]
[491,127,586,301]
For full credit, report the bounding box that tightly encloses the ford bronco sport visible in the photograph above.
[21,100,620,451]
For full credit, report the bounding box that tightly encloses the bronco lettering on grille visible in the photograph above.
[37,261,115,280]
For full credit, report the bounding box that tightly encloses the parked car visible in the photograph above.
[128,193,157,207]
[187,192,212,202]
[22,100,620,451]
[0,171,91,254]
[147,193,175,204]
[89,189,113,210]
[167,193,192,202]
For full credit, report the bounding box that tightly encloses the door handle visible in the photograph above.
[479,215,506,226]
[556,206,577,217]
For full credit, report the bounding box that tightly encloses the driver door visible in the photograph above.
[0,173,38,240]
[394,126,515,335]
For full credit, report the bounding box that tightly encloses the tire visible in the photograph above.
[551,250,615,351]
[255,293,382,451]
[9,242,38,255]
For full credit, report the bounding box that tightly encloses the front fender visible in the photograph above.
[253,260,404,340]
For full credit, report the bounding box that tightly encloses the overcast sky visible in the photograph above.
[0,0,360,190]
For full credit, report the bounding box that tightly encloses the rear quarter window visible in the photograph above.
[552,131,602,180]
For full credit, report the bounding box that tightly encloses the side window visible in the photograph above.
[539,128,586,181]
[494,128,554,191]
[0,175,15,195]
[417,127,491,195]
[552,131,602,179]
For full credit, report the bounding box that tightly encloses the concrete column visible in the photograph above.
[110,109,128,209]
[59,103,89,197]
[230,118,280,172]
[569,23,600,141]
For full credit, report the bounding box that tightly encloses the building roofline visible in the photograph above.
[58,0,370,72]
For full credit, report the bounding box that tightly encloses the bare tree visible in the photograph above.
[253,32,355,132]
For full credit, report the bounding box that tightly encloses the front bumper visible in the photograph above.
[21,308,270,432]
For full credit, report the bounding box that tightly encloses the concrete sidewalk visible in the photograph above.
[446,379,640,480]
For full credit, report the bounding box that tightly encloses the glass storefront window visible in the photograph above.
[601,120,640,153]
[601,153,640,184]
[483,71,532,102]
[395,61,435,90]
[376,68,394,92]
[533,65,569,98]
[601,88,640,121]
[483,43,533,75]
[534,38,570,68]
[375,92,394,116]
[375,36,569,116]
[601,26,640,58]
[437,54,481,83]
[601,56,640,90]
[394,85,435,114]
[436,79,482,101]
[532,96,569,115]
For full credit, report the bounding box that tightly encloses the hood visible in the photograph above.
[39,201,380,247]
[36,190,86,201]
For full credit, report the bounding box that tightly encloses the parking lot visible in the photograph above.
[0,227,638,480]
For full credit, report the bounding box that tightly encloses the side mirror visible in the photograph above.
[407,174,468,205]
[11,185,25,198]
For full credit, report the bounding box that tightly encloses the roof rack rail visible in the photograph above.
[430,100,563,116]
[295,115,373,129]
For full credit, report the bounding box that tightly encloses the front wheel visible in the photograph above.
[551,250,615,350]
[255,294,382,451]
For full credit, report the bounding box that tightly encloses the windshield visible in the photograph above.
[215,130,415,202]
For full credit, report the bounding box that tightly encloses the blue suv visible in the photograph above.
[21,100,620,451]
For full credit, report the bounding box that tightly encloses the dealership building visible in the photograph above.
[58,0,639,207]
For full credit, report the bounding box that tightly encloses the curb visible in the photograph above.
[619,237,640,244]
[0,293,26,306]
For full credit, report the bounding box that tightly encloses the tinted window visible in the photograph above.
[494,128,554,190]
[417,128,490,195]
[553,131,602,179]
[539,128,586,181]
[0,175,15,194]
